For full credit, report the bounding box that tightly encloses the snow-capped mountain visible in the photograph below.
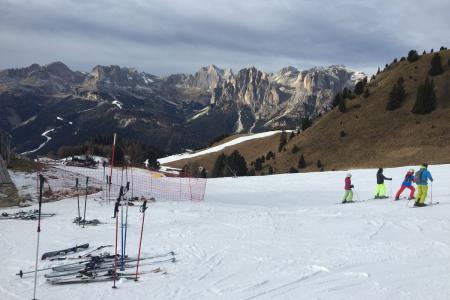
[210,65,363,132]
[0,62,364,155]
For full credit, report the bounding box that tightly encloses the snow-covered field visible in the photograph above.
[1,164,450,299]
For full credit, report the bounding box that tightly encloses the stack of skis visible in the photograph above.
[18,244,176,285]
[0,209,55,220]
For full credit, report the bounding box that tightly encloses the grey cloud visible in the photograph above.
[0,0,449,75]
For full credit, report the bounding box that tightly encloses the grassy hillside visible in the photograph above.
[167,50,450,175]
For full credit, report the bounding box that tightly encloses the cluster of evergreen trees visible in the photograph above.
[412,77,437,114]
[385,49,447,114]
[386,77,406,110]
[56,135,164,167]
[211,150,248,177]
[332,77,369,113]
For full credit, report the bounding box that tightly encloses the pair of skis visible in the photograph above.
[0,210,55,220]
[47,267,163,285]
[45,256,175,278]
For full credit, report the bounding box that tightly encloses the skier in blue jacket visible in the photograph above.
[415,163,433,207]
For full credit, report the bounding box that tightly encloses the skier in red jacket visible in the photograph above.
[395,169,415,200]
[342,173,354,203]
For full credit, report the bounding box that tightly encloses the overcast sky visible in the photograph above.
[1,0,449,76]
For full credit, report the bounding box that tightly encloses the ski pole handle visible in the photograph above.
[140,200,147,213]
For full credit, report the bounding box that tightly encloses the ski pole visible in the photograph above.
[106,175,110,204]
[352,188,359,202]
[76,178,80,226]
[120,186,125,271]
[123,182,130,264]
[82,176,89,228]
[102,161,106,201]
[112,186,123,289]
[390,180,393,199]
[32,174,44,300]
[430,182,433,205]
[120,182,131,271]
[135,200,148,281]
[18,259,87,277]
[109,133,117,206]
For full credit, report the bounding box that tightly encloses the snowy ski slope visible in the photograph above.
[1,164,450,299]
[158,131,289,164]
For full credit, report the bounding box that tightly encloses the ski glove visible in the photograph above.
[351,185,354,188]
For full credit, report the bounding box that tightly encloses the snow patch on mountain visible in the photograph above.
[20,128,55,155]
[112,100,123,109]
[158,130,288,164]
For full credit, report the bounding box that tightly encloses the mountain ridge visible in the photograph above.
[0,61,362,156]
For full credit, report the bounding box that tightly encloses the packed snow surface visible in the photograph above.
[1,164,450,299]
[158,131,285,164]
[20,129,55,155]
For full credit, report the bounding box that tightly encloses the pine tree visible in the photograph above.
[254,158,263,171]
[227,150,248,176]
[212,153,227,177]
[376,67,381,75]
[354,81,364,95]
[333,92,342,107]
[266,151,275,160]
[268,166,274,175]
[386,77,406,111]
[338,96,347,113]
[298,155,306,169]
[279,130,287,151]
[407,50,419,62]
[301,118,312,131]
[317,160,322,168]
[448,58,450,66]
[289,131,295,140]
[422,50,427,55]
[429,53,443,76]
[363,88,370,98]
[342,87,349,99]
[412,77,437,114]
[291,145,300,154]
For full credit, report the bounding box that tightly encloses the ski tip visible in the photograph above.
[170,257,176,263]
[169,251,175,256]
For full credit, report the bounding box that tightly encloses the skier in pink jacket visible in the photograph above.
[342,173,354,203]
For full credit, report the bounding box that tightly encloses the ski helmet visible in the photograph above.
[409,169,415,173]
[347,173,352,177]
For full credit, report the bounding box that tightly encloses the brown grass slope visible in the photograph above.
[167,50,450,174]
[166,132,283,173]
